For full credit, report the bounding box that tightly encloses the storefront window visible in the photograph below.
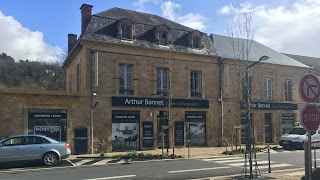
[28,109,67,141]
[282,113,294,134]
[112,110,140,151]
[185,111,206,146]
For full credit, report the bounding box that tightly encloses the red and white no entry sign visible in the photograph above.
[299,73,320,103]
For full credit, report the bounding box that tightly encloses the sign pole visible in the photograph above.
[308,133,312,180]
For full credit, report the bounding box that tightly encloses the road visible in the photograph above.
[0,148,314,180]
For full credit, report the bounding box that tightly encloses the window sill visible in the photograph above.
[121,39,133,43]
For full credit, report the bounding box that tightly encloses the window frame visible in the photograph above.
[190,71,202,97]
[157,68,169,96]
[159,31,168,45]
[121,24,132,40]
[284,79,292,101]
[193,36,201,49]
[263,78,272,100]
[119,64,133,95]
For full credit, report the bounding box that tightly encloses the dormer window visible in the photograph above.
[155,24,170,45]
[117,18,135,40]
[121,24,132,39]
[190,30,202,49]
[159,31,168,45]
[193,36,201,49]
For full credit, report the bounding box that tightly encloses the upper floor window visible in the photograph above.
[117,18,135,40]
[284,79,292,101]
[157,68,169,96]
[119,64,133,95]
[121,24,132,40]
[190,30,202,49]
[263,78,272,100]
[191,71,202,97]
[159,31,168,45]
[193,36,201,49]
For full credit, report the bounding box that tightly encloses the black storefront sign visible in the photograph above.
[185,111,206,122]
[142,122,153,148]
[112,110,140,123]
[174,121,184,146]
[240,102,297,110]
[29,112,67,119]
[112,96,209,108]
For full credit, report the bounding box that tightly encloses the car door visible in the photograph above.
[21,136,47,161]
[312,130,320,147]
[0,136,24,163]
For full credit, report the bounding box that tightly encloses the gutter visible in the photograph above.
[218,57,224,146]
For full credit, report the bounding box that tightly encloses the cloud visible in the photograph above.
[133,0,161,12]
[160,1,206,31]
[0,11,63,63]
[218,0,320,57]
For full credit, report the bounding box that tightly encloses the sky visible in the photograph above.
[0,0,319,63]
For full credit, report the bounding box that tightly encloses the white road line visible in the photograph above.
[92,159,113,165]
[258,163,292,169]
[228,160,273,166]
[82,175,136,180]
[75,159,94,166]
[168,166,230,173]
[213,159,247,163]
[202,156,243,161]
[67,159,77,166]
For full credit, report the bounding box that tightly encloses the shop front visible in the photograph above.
[28,109,67,141]
[112,96,209,150]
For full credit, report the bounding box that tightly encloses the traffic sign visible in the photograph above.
[301,104,320,132]
[299,73,320,103]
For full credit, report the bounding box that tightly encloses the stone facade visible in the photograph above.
[0,88,88,153]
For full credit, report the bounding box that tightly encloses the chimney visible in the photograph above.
[80,4,93,34]
[68,34,77,54]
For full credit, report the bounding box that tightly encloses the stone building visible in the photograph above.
[63,4,310,153]
[0,3,313,154]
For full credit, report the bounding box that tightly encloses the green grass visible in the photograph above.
[222,146,269,155]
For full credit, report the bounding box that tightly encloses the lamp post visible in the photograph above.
[245,55,269,179]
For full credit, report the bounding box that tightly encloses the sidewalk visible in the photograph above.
[70,145,305,179]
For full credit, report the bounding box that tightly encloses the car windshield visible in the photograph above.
[288,127,307,135]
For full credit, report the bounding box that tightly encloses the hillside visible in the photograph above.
[0,53,65,91]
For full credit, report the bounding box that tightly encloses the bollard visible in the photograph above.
[268,146,271,173]
[188,140,190,158]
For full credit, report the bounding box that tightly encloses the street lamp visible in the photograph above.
[245,55,269,179]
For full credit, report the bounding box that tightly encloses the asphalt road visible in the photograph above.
[0,148,316,180]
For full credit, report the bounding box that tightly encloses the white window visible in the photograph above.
[119,64,133,94]
[157,68,169,96]
[264,78,272,100]
[284,80,292,101]
[191,71,202,97]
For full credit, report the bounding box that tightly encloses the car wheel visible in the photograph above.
[42,152,58,166]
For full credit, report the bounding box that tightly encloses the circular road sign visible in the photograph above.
[301,104,320,132]
[299,73,320,103]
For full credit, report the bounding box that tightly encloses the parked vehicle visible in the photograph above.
[279,125,320,150]
[0,134,71,166]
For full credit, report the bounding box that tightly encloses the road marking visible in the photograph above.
[229,160,273,166]
[258,163,292,169]
[67,159,77,166]
[117,159,131,164]
[92,159,113,165]
[82,175,136,180]
[213,159,247,163]
[202,156,243,161]
[168,166,230,173]
[75,159,94,166]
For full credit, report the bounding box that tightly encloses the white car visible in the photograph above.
[279,125,320,150]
